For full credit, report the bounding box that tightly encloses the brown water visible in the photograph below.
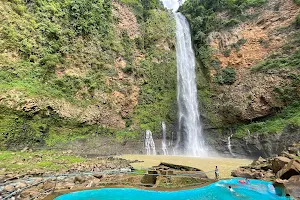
[120,155,251,179]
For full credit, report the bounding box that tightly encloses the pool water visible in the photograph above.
[54,178,290,200]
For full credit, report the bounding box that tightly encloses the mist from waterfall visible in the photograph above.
[174,13,208,157]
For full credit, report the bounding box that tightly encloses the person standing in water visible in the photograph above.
[215,166,219,180]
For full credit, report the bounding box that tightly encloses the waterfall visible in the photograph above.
[145,130,156,155]
[161,122,168,155]
[174,13,207,157]
[227,134,235,157]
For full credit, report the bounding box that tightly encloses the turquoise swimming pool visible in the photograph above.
[54,178,290,200]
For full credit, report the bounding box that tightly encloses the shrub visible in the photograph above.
[122,65,133,74]
[223,18,240,28]
[258,38,269,48]
[295,14,300,28]
[39,54,60,73]
[251,50,300,72]
[214,67,236,85]
[68,0,112,36]
[211,59,221,69]
[223,48,231,57]
[294,0,300,5]
[231,38,247,51]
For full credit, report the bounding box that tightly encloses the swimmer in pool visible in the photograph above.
[246,178,250,184]
[228,186,242,197]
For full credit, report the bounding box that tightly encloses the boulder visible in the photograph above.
[15,182,27,189]
[42,181,55,190]
[281,151,296,159]
[254,163,272,171]
[4,185,15,192]
[64,182,75,189]
[253,172,265,179]
[141,170,158,186]
[251,156,267,166]
[54,182,67,190]
[20,189,40,199]
[231,168,253,178]
[283,175,300,199]
[258,156,267,163]
[74,176,86,184]
[155,163,202,171]
[276,160,300,180]
[93,174,103,179]
[86,180,96,188]
[264,171,275,179]
[272,157,291,173]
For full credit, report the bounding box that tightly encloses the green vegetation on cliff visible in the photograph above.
[252,32,300,72]
[235,102,300,138]
[0,0,177,148]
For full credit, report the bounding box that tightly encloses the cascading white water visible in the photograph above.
[145,130,156,155]
[161,122,168,155]
[227,134,235,157]
[174,13,207,157]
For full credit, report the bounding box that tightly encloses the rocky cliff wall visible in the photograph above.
[0,0,177,149]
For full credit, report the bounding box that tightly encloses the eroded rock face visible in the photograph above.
[201,0,300,124]
[205,125,300,158]
[112,1,140,39]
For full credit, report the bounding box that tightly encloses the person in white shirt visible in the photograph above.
[215,166,219,180]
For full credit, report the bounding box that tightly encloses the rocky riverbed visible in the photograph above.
[231,142,300,199]
[0,150,132,199]
[0,150,213,200]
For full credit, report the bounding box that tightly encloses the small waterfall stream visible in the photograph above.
[145,130,156,155]
[161,122,168,155]
[227,134,235,157]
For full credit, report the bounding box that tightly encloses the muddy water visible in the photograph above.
[120,155,251,179]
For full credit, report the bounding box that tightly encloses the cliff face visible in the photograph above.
[0,0,177,149]
[207,0,300,124]
[180,0,300,156]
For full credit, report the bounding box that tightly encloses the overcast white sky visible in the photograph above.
[161,0,186,11]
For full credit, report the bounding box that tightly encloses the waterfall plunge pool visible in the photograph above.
[54,178,290,200]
